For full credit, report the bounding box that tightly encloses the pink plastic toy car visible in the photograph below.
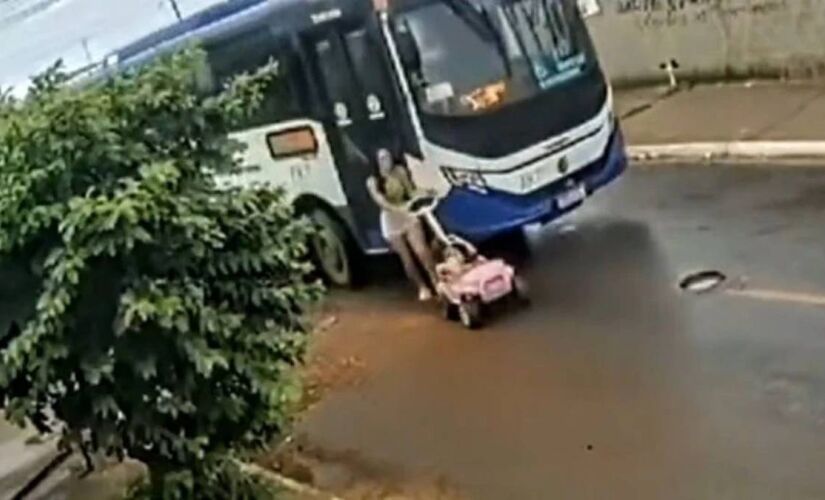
[408,194,529,329]
[435,244,528,329]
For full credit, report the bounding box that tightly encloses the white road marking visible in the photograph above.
[725,288,825,307]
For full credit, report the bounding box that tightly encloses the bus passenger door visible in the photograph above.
[301,24,402,251]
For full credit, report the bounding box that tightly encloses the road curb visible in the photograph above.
[240,461,343,500]
[628,141,825,162]
[0,434,60,500]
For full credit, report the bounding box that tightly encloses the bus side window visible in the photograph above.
[343,29,391,120]
[344,27,417,156]
[313,37,359,124]
[206,28,307,130]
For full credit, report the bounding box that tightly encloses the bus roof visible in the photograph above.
[111,0,369,68]
[115,0,266,61]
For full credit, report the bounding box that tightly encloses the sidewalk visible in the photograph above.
[0,417,60,500]
[615,81,825,161]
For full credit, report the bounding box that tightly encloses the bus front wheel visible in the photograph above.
[309,209,360,288]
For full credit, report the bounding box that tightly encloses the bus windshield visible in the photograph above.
[394,0,589,117]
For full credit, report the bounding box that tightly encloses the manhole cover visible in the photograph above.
[679,270,727,294]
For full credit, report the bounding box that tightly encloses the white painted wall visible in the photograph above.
[585,0,825,85]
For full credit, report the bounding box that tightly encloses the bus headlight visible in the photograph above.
[441,167,487,194]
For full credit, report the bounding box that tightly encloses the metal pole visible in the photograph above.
[81,38,93,65]
[168,0,183,20]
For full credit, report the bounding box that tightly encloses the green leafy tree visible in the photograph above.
[0,51,321,498]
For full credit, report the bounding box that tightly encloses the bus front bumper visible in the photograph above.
[437,126,628,241]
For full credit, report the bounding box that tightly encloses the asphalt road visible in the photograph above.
[298,163,825,499]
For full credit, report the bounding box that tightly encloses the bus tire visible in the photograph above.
[308,209,361,288]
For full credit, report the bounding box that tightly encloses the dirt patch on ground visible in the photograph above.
[261,434,466,500]
[259,307,467,500]
[299,350,367,414]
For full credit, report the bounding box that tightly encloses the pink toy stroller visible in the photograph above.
[408,195,529,329]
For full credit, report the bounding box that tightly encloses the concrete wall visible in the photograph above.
[586,0,825,86]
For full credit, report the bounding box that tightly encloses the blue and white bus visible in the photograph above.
[104,0,626,286]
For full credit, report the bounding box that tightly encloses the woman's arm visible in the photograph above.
[396,167,436,198]
[396,166,416,193]
[366,176,408,214]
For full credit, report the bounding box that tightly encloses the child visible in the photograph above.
[436,240,482,282]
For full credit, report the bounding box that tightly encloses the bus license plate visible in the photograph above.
[557,184,586,210]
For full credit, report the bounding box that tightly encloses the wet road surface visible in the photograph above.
[298,164,825,499]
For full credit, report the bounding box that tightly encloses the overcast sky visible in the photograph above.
[0,0,225,91]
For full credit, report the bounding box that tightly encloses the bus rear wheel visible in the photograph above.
[309,209,360,288]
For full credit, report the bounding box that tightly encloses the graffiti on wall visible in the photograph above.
[616,0,789,29]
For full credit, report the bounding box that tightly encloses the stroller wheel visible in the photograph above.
[458,300,482,329]
[513,275,530,305]
[441,298,459,321]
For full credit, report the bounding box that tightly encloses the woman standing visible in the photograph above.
[367,150,437,301]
